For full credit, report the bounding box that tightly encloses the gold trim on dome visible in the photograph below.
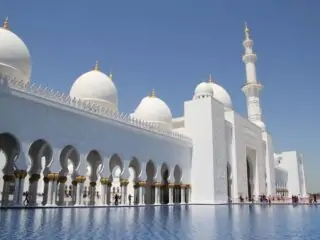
[3,17,8,29]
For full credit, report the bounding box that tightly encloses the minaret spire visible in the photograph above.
[244,22,250,40]
[241,23,266,131]
[3,17,8,29]
[94,61,99,71]
[150,88,156,97]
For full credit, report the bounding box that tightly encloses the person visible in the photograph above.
[128,194,132,205]
[115,194,119,205]
[23,191,30,206]
[314,194,317,204]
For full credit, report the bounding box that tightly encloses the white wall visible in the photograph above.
[184,97,227,204]
[0,88,192,184]
[278,151,303,196]
[262,132,276,195]
[226,111,266,199]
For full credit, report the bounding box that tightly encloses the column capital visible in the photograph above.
[43,176,50,183]
[168,183,175,188]
[138,181,146,187]
[72,180,78,185]
[48,173,59,181]
[154,182,162,188]
[90,182,96,187]
[76,175,86,183]
[14,170,27,179]
[120,179,129,186]
[100,177,110,185]
[3,174,15,182]
[58,176,68,183]
[29,173,41,183]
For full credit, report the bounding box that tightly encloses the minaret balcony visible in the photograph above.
[242,53,257,63]
[241,82,263,96]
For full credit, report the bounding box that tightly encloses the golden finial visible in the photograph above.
[244,21,250,40]
[150,88,156,97]
[94,61,99,71]
[109,71,113,80]
[208,73,213,83]
[3,17,8,29]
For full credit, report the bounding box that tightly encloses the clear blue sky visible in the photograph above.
[1,1,319,192]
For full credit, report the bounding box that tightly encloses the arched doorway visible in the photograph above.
[86,150,103,205]
[246,157,254,201]
[160,163,170,204]
[109,154,123,205]
[128,157,141,205]
[59,145,80,206]
[145,160,156,204]
[28,139,53,206]
[0,133,20,205]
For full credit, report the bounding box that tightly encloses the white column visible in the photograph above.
[121,181,128,205]
[106,184,111,205]
[101,184,107,205]
[89,183,96,205]
[139,182,145,205]
[181,187,185,204]
[13,170,27,206]
[28,174,40,206]
[169,184,174,204]
[50,181,58,205]
[57,178,67,206]
[154,184,161,204]
[71,181,77,205]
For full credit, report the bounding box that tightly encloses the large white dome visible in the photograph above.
[0,20,31,83]
[132,90,172,130]
[208,77,232,109]
[70,63,118,110]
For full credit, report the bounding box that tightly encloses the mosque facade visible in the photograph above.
[0,18,307,207]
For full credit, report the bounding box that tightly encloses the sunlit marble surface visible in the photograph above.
[0,205,319,239]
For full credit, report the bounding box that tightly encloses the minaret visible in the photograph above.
[241,23,266,131]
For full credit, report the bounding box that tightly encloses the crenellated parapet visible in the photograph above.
[0,75,192,145]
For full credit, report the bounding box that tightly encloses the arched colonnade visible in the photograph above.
[0,132,191,206]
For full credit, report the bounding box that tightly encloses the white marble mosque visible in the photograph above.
[0,18,307,207]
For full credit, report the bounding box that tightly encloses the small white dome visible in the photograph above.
[194,82,213,98]
[208,81,233,109]
[70,64,118,110]
[0,21,31,83]
[133,90,172,130]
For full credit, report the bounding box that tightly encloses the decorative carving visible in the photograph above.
[0,76,192,145]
